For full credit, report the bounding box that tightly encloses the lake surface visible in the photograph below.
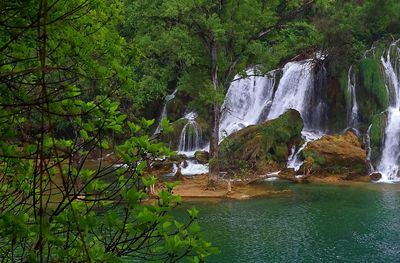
[176,181,400,262]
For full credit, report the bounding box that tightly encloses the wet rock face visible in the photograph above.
[194,151,209,164]
[218,109,304,176]
[369,172,382,181]
[301,131,367,178]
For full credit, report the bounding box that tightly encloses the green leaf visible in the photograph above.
[80,130,89,140]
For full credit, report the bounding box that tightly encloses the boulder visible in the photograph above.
[194,150,209,164]
[370,172,382,181]
[301,131,367,178]
[218,109,304,176]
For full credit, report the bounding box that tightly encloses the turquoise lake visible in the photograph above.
[176,181,400,262]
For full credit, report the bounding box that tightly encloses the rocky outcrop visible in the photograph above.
[218,109,304,176]
[194,151,209,164]
[301,131,367,178]
[370,172,382,181]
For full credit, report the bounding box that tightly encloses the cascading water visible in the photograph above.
[177,112,202,153]
[377,40,400,182]
[219,69,276,138]
[267,60,314,123]
[268,59,327,171]
[154,89,178,134]
[347,65,359,129]
[267,59,327,130]
[176,112,209,175]
[287,131,323,171]
[219,58,328,172]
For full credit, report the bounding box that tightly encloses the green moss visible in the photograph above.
[339,69,351,109]
[273,144,289,161]
[303,151,325,167]
[218,109,304,175]
[370,113,386,162]
[356,57,388,123]
[166,97,187,123]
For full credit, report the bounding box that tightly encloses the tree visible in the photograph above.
[123,0,323,184]
[314,0,400,74]
[0,0,216,261]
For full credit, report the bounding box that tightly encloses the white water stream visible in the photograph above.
[347,65,359,129]
[154,89,178,134]
[219,58,327,172]
[219,69,276,139]
[377,41,400,182]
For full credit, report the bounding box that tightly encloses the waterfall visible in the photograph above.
[377,40,400,182]
[154,89,178,134]
[267,59,321,130]
[347,65,359,129]
[218,58,327,172]
[267,59,327,171]
[219,69,276,138]
[178,112,203,153]
[176,112,209,175]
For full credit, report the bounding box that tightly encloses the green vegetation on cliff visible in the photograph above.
[218,110,303,176]
[370,113,387,162]
[357,57,389,123]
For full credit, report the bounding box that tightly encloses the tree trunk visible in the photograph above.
[209,33,220,185]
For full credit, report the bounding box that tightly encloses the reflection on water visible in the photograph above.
[175,181,400,263]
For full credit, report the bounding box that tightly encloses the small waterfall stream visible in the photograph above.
[347,65,359,129]
[178,112,202,153]
[287,131,324,171]
[154,89,177,134]
[176,112,209,175]
[377,40,400,182]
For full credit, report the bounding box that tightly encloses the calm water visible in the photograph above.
[176,181,400,262]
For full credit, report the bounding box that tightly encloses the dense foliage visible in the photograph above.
[0,0,216,261]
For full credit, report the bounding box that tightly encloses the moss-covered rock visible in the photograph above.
[356,57,389,126]
[370,112,387,163]
[218,109,304,176]
[301,131,367,178]
[194,151,209,164]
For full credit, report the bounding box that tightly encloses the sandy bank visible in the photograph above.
[170,175,290,200]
